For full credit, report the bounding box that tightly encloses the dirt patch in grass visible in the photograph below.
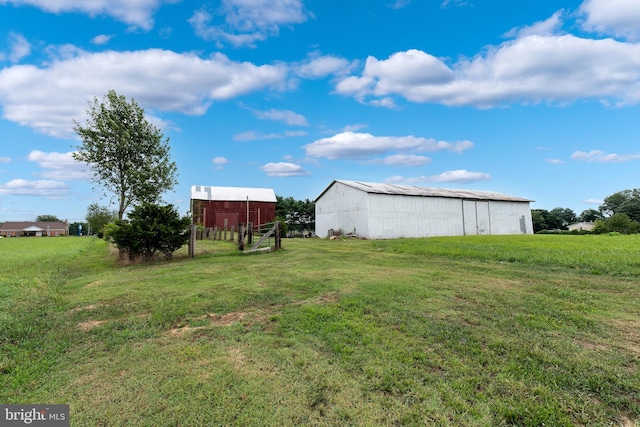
[77,320,107,331]
[69,304,99,313]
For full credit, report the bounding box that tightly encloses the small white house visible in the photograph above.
[568,222,595,232]
[314,180,534,239]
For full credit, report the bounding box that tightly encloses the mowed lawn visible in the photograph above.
[1,235,639,426]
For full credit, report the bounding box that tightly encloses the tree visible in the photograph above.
[108,203,190,262]
[599,189,640,221]
[37,214,60,222]
[86,203,117,238]
[549,207,577,229]
[531,209,548,233]
[73,90,178,220]
[593,213,640,234]
[276,195,315,235]
[579,209,603,222]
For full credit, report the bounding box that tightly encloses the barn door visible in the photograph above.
[476,202,490,235]
[463,200,477,235]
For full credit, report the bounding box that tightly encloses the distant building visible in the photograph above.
[0,221,68,237]
[314,180,534,239]
[191,185,277,229]
[568,221,595,232]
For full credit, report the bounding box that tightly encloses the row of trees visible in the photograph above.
[533,189,640,234]
[275,196,315,236]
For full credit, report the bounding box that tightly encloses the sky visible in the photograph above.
[1,0,640,223]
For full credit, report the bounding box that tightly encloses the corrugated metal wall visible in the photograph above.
[315,183,534,239]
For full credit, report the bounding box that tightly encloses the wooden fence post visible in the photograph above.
[238,223,244,251]
[188,224,196,258]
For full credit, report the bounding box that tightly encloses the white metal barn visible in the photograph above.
[314,180,534,239]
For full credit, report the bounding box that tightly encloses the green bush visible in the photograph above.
[108,203,191,262]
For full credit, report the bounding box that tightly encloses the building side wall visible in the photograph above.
[315,182,370,237]
[488,201,534,235]
[194,200,276,229]
[367,195,465,239]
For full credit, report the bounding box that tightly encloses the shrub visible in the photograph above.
[108,203,191,262]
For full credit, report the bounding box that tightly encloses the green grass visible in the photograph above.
[1,235,639,426]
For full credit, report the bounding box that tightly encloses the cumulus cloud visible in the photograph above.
[189,0,311,47]
[0,32,31,63]
[0,178,69,197]
[91,34,113,45]
[0,0,173,30]
[386,170,491,184]
[579,0,640,41]
[335,34,640,108]
[505,10,565,38]
[211,156,229,170]
[294,54,354,79]
[27,150,90,180]
[545,158,564,164]
[259,162,310,177]
[253,108,308,126]
[304,131,473,160]
[571,150,640,162]
[0,49,288,137]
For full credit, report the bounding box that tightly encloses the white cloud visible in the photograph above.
[389,0,411,9]
[304,131,473,160]
[571,150,640,163]
[369,154,432,166]
[335,34,640,108]
[0,49,288,137]
[582,198,603,205]
[27,150,90,180]
[212,156,229,165]
[0,0,173,30]
[545,158,564,164]
[253,108,308,126]
[233,130,307,141]
[0,32,31,63]
[0,157,11,163]
[259,162,310,177]
[211,156,229,170]
[189,0,311,47]
[386,170,491,184]
[0,178,68,197]
[579,0,640,41]
[91,34,113,45]
[505,10,565,38]
[295,54,354,79]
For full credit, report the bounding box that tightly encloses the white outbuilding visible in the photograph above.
[314,180,534,239]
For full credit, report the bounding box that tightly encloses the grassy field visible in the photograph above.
[0,235,638,426]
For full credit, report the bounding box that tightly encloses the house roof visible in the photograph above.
[315,180,533,203]
[191,185,277,203]
[0,221,68,231]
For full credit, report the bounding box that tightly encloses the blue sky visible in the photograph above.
[1,0,640,223]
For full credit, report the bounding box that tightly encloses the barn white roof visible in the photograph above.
[316,180,533,203]
[191,185,277,202]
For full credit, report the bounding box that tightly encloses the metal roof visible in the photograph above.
[315,180,533,203]
[0,221,68,231]
[190,185,277,203]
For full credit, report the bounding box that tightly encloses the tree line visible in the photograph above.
[533,189,640,234]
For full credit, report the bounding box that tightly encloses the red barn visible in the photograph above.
[191,185,277,229]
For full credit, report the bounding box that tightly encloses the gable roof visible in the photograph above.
[191,185,277,203]
[315,180,533,203]
[0,221,68,231]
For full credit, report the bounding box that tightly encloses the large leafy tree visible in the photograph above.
[599,189,640,221]
[73,90,178,220]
